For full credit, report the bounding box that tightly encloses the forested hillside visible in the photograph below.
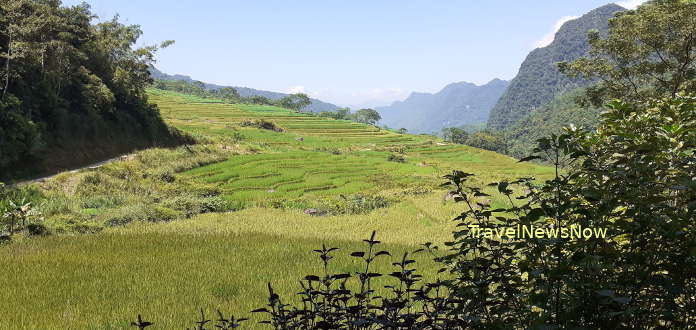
[377,79,508,134]
[487,3,624,130]
[0,1,186,180]
[150,67,340,112]
[505,89,602,158]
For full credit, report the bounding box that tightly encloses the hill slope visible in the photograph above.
[377,79,509,134]
[505,89,603,158]
[150,67,340,112]
[487,3,624,130]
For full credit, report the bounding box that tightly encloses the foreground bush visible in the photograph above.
[130,95,695,328]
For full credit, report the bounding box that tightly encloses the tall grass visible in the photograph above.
[0,211,443,329]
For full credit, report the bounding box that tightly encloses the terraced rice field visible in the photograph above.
[149,89,552,204]
[0,90,556,329]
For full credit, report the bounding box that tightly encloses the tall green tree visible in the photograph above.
[0,0,181,179]
[277,93,311,111]
[353,108,381,125]
[441,127,468,144]
[215,87,240,102]
[559,0,696,106]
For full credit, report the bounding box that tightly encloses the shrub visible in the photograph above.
[342,194,391,214]
[315,147,342,155]
[400,185,433,196]
[189,184,222,198]
[146,205,181,222]
[46,214,103,234]
[161,195,230,218]
[230,131,245,144]
[314,194,392,215]
[75,173,120,195]
[156,170,176,183]
[68,222,104,234]
[1,198,40,236]
[102,204,150,227]
[240,119,283,132]
[387,154,406,163]
[26,223,49,236]
[80,194,126,209]
[199,196,229,213]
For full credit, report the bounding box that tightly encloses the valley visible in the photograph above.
[0,89,553,328]
[2,0,694,328]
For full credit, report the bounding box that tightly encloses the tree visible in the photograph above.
[277,93,311,111]
[217,87,240,103]
[335,107,350,120]
[247,95,273,105]
[441,127,468,144]
[397,128,408,134]
[465,130,507,152]
[353,108,381,125]
[559,0,696,106]
[0,1,182,178]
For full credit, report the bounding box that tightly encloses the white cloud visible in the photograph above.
[534,15,580,48]
[616,0,648,9]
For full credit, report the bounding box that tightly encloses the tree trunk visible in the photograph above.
[1,33,11,100]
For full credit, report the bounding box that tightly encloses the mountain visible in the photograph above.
[487,3,625,130]
[376,79,509,134]
[149,67,340,112]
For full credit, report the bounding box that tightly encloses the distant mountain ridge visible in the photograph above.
[149,67,339,112]
[487,3,625,130]
[377,79,509,134]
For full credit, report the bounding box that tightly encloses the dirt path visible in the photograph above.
[11,154,132,187]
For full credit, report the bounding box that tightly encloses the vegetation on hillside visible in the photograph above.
[504,89,603,158]
[150,66,341,112]
[155,78,387,127]
[153,78,312,111]
[441,126,507,153]
[0,1,188,180]
[487,3,623,130]
[559,0,696,106]
[501,0,696,160]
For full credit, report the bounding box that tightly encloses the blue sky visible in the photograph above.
[62,0,646,108]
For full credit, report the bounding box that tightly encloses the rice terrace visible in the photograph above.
[0,88,552,328]
[1,0,695,329]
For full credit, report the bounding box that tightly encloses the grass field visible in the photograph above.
[150,89,551,204]
[0,89,554,329]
